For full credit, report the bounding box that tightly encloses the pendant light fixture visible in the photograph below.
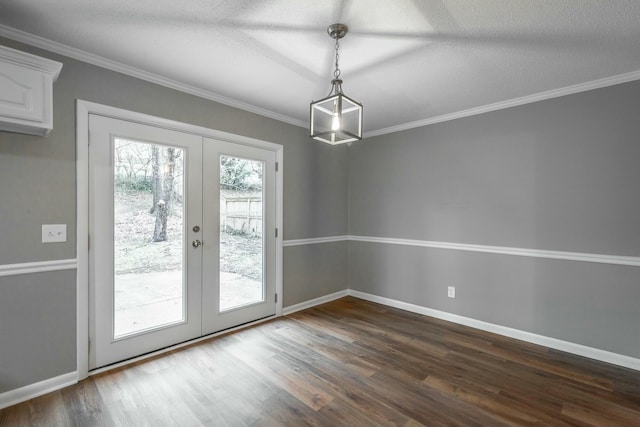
[310,23,363,145]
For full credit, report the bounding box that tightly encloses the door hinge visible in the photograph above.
[275,162,279,172]
[275,228,278,238]
[88,234,90,250]
[88,337,91,353]
[275,293,278,303]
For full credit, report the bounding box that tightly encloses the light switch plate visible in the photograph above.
[447,286,456,298]
[42,224,67,243]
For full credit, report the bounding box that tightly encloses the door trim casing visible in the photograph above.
[76,100,284,380]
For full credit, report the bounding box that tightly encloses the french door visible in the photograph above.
[89,114,276,369]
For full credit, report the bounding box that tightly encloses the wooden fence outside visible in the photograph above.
[220,194,262,236]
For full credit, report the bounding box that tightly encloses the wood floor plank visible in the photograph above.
[263,336,415,426]
[2,296,640,426]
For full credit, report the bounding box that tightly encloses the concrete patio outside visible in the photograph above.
[114,270,262,337]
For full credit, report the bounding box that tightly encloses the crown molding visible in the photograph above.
[365,69,640,138]
[0,43,62,80]
[3,24,640,138]
[0,25,307,129]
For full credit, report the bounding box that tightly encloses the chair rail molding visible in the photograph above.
[0,259,78,277]
[283,234,640,267]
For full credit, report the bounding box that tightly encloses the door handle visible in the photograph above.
[192,239,203,248]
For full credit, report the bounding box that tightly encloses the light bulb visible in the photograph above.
[331,113,340,131]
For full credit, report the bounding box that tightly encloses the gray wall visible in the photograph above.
[348,80,640,359]
[0,270,77,392]
[0,37,348,393]
[284,242,347,307]
[3,31,640,396]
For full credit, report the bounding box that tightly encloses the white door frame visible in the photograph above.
[76,100,283,380]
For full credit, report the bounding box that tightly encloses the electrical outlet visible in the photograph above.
[42,224,67,243]
[447,286,456,298]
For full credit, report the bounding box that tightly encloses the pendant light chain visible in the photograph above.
[328,37,343,97]
[334,37,341,80]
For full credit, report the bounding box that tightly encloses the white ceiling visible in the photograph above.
[1,0,640,136]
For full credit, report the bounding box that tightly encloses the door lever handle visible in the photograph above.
[192,239,203,248]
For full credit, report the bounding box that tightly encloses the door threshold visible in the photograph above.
[89,314,277,376]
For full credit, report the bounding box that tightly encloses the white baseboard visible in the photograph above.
[283,290,349,315]
[0,371,77,410]
[348,290,640,372]
[3,288,637,411]
[0,289,344,409]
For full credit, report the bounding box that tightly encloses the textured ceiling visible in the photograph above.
[1,0,639,136]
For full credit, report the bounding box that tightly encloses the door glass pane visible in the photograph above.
[113,139,185,337]
[219,156,264,312]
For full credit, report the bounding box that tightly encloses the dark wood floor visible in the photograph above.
[2,296,640,426]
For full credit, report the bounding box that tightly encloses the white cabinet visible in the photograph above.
[0,45,62,136]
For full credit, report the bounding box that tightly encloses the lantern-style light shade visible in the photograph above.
[310,92,363,145]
